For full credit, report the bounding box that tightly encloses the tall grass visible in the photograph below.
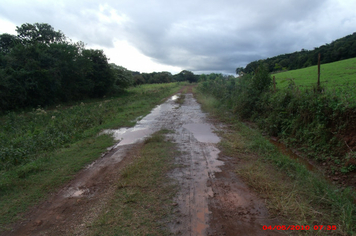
[0,83,181,171]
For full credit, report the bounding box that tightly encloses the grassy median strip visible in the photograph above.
[195,90,356,236]
[87,130,178,236]
[0,83,183,231]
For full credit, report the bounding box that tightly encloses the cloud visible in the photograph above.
[0,0,355,74]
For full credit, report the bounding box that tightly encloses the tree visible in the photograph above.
[82,49,114,98]
[0,33,20,54]
[133,74,145,85]
[16,23,65,45]
[179,70,196,83]
[199,74,207,82]
[241,32,356,73]
[235,67,243,75]
[110,63,134,90]
[251,64,271,93]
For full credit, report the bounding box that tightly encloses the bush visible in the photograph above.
[198,67,356,167]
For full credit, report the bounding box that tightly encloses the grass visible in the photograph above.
[175,94,186,107]
[0,83,184,231]
[274,57,356,89]
[195,89,356,235]
[87,130,178,235]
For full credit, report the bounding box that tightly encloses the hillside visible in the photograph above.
[273,57,356,89]
[240,32,356,74]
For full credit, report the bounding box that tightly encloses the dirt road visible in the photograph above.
[6,89,282,235]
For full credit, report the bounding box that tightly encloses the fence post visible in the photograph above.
[317,53,321,89]
[273,76,276,93]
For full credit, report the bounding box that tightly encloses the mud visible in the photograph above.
[207,154,284,236]
[5,90,282,236]
[4,142,142,236]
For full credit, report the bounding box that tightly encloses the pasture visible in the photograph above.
[273,57,356,89]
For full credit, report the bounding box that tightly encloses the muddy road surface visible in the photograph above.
[6,90,282,236]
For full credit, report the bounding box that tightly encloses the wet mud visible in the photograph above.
[5,91,281,236]
[207,155,284,236]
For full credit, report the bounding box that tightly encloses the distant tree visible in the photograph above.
[241,32,356,73]
[251,64,271,93]
[173,72,185,82]
[235,67,243,75]
[16,23,65,45]
[133,74,145,85]
[179,70,196,83]
[199,74,207,82]
[82,49,114,98]
[110,63,134,90]
[0,33,20,54]
[0,22,134,111]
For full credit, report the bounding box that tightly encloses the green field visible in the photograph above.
[273,57,356,88]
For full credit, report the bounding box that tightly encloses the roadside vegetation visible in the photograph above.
[195,89,356,235]
[198,63,356,175]
[87,130,178,235]
[0,83,184,230]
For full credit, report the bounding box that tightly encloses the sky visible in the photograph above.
[1,0,355,75]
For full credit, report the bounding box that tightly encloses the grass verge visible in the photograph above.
[194,89,356,235]
[0,83,183,231]
[87,130,178,235]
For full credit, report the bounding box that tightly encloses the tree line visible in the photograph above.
[238,32,356,74]
[0,23,197,112]
[131,69,198,85]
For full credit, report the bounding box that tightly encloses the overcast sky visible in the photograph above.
[1,0,355,74]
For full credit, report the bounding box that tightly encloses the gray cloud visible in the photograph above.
[1,0,355,74]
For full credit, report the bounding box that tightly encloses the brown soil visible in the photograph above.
[4,85,285,236]
[207,154,285,236]
[3,143,142,236]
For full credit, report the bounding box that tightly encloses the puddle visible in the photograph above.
[63,187,88,198]
[183,123,220,143]
[269,139,315,171]
[72,189,85,197]
[101,94,179,147]
[171,94,179,101]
